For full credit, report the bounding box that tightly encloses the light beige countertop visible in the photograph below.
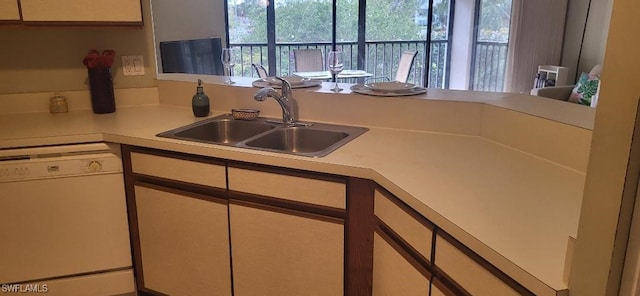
[0,102,584,295]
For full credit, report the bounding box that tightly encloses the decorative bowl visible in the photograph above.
[231,109,260,120]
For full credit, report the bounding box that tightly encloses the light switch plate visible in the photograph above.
[122,55,145,76]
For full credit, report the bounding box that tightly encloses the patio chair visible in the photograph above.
[395,51,418,83]
[252,63,268,78]
[365,50,418,83]
[293,48,324,72]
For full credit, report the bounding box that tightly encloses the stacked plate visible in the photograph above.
[262,76,310,86]
[364,82,417,93]
[252,76,322,89]
[350,81,427,96]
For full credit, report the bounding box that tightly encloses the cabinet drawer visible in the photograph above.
[435,234,520,296]
[375,189,433,260]
[228,166,346,209]
[20,0,142,23]
[131,152,226,188]
[0,0,20,21]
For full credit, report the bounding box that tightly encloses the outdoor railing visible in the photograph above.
[232,40,507,91]
[232,40,449,88]
[470,41,509,92]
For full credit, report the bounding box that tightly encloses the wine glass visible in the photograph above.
[327,50,344,92]
[221,48,239,84]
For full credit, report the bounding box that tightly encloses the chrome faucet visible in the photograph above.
[254,76,297,125]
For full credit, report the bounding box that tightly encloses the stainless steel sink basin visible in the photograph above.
[242,127,352,157]
[157,116,277,145]
[157,114,368,157]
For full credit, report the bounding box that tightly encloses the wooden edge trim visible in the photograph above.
[229,190,346,220]
[134,173,227,198]
[345,177,375,296]
[128,145,226,166]
[430,264,472,296]
[229,198,344,225]
[134,180,228,205]
[228,159,348,184]
[121,145,146,292]
[137,287,169,296]
[437,230,536,296]
[375,185,435,231]
[375,221,434,280]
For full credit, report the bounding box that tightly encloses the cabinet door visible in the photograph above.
[20,0,142,24]
[374,189,433,260]
[435,233,521,296]
[230,203,344,296]
[134,185,231,296]
[0,0,20,21]
[373,232,431,296]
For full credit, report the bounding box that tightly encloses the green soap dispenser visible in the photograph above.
[192,79,210,117]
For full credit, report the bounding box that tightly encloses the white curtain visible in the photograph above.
[504,0,569,93]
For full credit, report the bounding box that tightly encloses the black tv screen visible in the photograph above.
[159,37,224,75]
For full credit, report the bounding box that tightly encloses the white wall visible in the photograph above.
[448,0,475,90]
[562,0,613,83]
[0,0,156,94]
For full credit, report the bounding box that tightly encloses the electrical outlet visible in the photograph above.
[122,55,145,76]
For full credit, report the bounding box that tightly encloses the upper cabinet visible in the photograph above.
[19,0,142,25]
[0,0,20,21]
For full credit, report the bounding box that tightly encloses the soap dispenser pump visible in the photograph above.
[192,79,210,117]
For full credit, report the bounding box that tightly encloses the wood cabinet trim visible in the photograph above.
[135,181,227,205]
[375,217,434,275]
[431,273,468,296]
[229,198,344,225]
[133,174,227,198]
[436,230,535,296]
[129,145,226,166]
[121,145,145,291]
[229,190,345,220]
[345,178,375,296]
[228,160,347,184]
[375,185,436,230]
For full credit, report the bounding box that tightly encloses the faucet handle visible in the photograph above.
[275,76,292,96]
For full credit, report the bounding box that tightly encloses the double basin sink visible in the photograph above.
[157,114,368,157]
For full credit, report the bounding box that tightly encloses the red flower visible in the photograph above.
[82,49,116,69]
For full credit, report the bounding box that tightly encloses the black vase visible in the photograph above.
[88,67,116,114]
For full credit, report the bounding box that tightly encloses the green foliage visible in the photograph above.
[229,0,455,43]
[477,0,511,42]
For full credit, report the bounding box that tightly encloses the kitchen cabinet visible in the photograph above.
[0,0,20,21]
[19,0,142,24]
[227,164,346,296]
[133,185,231,296]
[373,188,435,295]
[230,203,344,296]
[121,145,535,296]
[125,147,231,296]
[435,232,530,295]
[372,231,432,295]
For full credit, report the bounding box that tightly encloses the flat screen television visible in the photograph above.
[159,37,224,75]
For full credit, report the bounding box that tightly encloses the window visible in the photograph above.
[227,0,470,89]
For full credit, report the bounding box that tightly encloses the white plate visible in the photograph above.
[341,70,367,76]
[364,81,416,92]
[350,84,427,97]
[252,79,322,89]
[262,76,309,86]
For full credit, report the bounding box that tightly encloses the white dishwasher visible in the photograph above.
[0,143,135,296]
